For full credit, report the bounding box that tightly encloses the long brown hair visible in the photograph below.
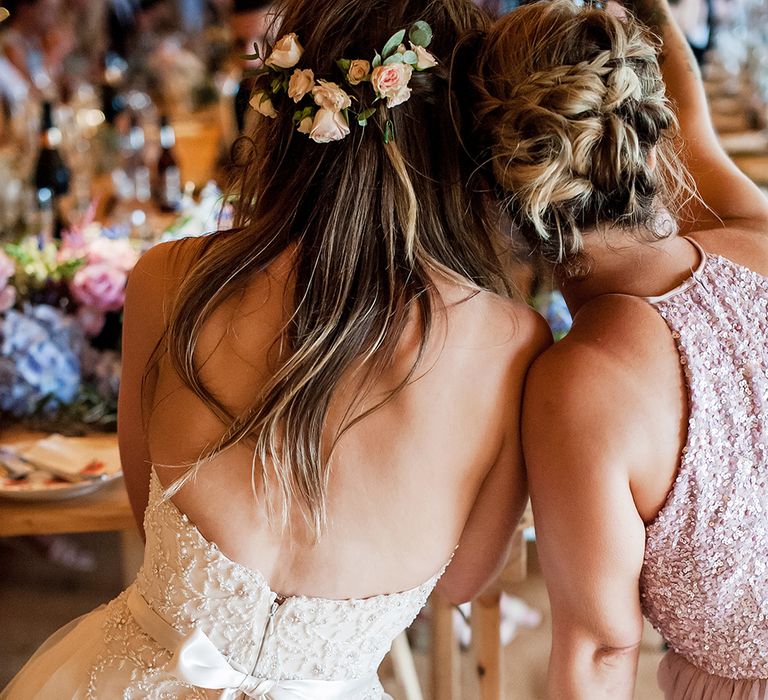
[158,0,510,537]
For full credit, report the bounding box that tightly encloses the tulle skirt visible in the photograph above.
[659,651,768,700]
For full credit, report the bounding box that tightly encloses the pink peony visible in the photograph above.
[70,264,128,312]
[371,63,413,108]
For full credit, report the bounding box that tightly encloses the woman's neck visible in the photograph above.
[557,230,700,315]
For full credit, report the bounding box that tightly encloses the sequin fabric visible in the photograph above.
[3,470,446,699]
[640,246,768,682]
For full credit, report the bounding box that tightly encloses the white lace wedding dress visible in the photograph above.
[2,470,446,699]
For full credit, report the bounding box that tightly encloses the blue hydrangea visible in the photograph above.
[0,304,84,416]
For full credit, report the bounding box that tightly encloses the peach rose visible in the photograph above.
[309,108,350,143]
[249,91,278,118]
[412,44,438,71]
[347,59,370,86]
[371,63,413,108]
[288,68,315,102]
[265,33,303,69]
[297,115,314,135]
[311,80,352,112]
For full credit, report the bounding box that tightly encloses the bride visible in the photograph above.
[2,0,548,697]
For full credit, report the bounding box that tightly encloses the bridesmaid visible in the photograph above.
[471,0,768,697]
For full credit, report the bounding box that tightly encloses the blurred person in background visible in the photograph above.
[0,0,72,98]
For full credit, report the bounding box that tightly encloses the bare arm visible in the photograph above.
[438,310,551,603]
[118,242,176,538]
[523,346,647,699]
[628,0,768,231]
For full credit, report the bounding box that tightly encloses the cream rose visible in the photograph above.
[297,115,314,135]
[288,68,315,102]
[371,63,413,108]
[412,44,438,71]
[309,108,350,143]
[311,80,352,112]
[249,91,278,118]
[265,33,303,69]
[347,59,370,86]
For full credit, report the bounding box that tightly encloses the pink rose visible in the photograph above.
[311,80,352,112]
[76,305,107,337]
[70,264,128,312]
[265,33,303,69]
[288,68,315,102]
[309,108,350,143]
[371,63,413,108]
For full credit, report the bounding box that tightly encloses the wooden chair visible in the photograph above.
[429,514,532,700]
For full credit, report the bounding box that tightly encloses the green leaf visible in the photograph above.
[336,58,351,72]
[372,51,382,68]
[381,29,406,59]
[358,107,376,121]
[402,50,418,65]
[409,20,433,48]
[383,119,394,144]
[383,54,405,65]
[271,77,283,94]
[239,42,261,62]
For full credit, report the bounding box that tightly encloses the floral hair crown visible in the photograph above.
[245,21,437,144]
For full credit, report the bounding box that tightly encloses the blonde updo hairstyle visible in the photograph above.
[472,0,688,272]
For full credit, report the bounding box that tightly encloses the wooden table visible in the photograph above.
[0,430,143,582]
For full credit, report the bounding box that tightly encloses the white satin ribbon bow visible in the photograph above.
[126,586,376,699]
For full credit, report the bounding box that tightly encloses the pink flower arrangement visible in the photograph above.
[64,232,138,317]
[70,263,129,313]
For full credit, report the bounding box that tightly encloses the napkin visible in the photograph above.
[17,434,121,477]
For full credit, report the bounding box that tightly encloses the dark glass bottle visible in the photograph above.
[156,115,182,212]
[34,102,70,240]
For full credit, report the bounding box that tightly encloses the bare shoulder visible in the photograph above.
[524,294,676,470]
[456,289,553,367]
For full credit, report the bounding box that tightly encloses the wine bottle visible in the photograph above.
[156,115,182,212]
[34,101,70,240]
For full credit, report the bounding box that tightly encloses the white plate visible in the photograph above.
[0,472,123,501]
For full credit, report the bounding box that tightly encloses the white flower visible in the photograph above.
[288,68,315,102]
[265,33,303,69]
[249,91,277,118]
[309,108,350,143]
[347,59,370,86]
[297,115,314,134]
[311,80,352,112]
[411,44,438,71]
[371,63,413,108]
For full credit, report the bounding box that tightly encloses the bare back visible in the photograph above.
[121,235,550,602]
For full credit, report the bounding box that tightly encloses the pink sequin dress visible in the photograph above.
[640,239,768,700]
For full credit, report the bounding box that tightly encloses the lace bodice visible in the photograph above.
[84,470,446,698]
[640,242,768,680]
